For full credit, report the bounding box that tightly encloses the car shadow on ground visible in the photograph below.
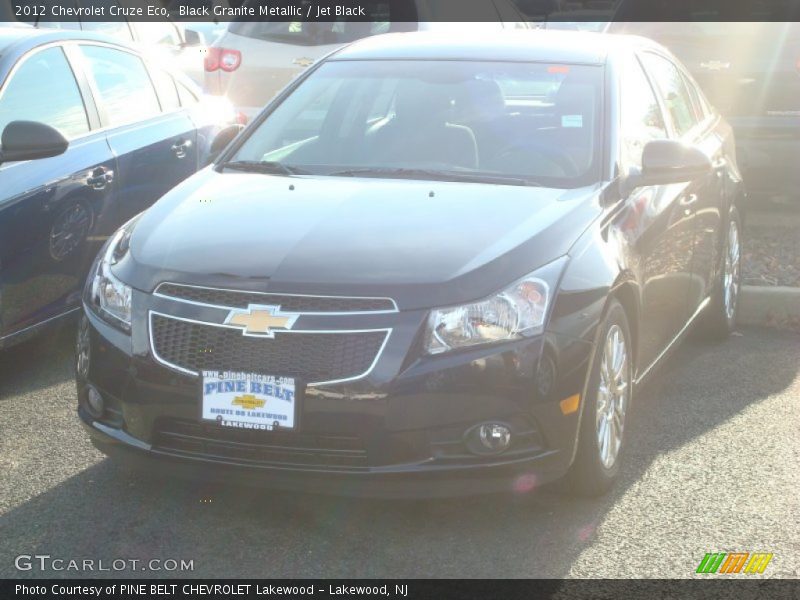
[0,326,798,578]
[0,323,77,400]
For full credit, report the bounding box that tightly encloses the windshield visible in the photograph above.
[231,60,604,188]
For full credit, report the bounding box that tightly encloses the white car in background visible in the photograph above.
[204,0,531,119]
[24,0,212,84]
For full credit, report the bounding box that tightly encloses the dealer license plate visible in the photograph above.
[201,370,296,430]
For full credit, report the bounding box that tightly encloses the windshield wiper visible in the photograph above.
[219,160,312,176]
[327,167,540,187]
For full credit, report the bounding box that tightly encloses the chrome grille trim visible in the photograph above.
[148,310,392,387]
[154,282,399,315]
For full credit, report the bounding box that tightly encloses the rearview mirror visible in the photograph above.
[207,124,245,165]
[0,121,69,165]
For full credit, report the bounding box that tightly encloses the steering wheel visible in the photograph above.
[494,141,580,178]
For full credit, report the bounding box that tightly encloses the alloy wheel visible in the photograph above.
[50,203,91,261]
[596,324,630,469]
[723,219,741,322]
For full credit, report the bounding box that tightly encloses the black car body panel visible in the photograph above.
[118,170,603,310]
[0,28,228,349]
[77,31,743,496]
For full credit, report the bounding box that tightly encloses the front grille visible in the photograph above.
[156,283,396,313]
[150,314,386,384]
[153,418,368,470]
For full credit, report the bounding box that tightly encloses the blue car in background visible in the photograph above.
[0,27,237,349]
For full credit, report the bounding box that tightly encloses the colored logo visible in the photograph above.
[224,304,299,337]
[696,552,773,574]
[232,394,265,410]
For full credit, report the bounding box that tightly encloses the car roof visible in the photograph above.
[330,30,658,65]
[0,26,200,93]
[0,26,39,53]
[0,26,138,59]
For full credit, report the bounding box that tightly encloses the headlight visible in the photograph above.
[88,223,135,331]
[425,258,566,354]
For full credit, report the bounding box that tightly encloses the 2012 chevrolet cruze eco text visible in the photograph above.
[77,31,744,497]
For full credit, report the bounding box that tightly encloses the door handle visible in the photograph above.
[87,167,114,190]
[680,193,699,215]
[171,139,192,159]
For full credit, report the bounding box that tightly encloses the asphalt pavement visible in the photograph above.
[0,324,798,578]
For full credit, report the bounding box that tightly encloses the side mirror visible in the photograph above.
[642,139,712,183]
[621,139,712,196]
[207,124,245,165]
[0,121,68,165]
[182,28,206,48]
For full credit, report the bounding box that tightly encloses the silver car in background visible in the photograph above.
[21,0,213,84]
[204,0,530,119]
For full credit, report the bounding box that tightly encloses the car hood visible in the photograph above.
[120,169,603,310]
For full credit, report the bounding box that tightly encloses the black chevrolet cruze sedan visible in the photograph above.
[76,31,744,497]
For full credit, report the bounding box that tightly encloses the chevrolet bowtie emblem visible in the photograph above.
[232,394,265,410]
[292,57,314,67]
[224,304,299,337]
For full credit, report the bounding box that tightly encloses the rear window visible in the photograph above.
[228,0,415,46]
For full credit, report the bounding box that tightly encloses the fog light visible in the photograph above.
[86,386,105,419]
[465,422,512,456]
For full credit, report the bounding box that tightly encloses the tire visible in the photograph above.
[701,206,742,340]
[567,299,633,497]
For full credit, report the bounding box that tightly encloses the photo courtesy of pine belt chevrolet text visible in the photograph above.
[69,30,744,498]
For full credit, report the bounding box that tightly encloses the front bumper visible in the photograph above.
[78,291,594,498]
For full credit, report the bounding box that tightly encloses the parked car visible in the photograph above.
[204,0,530,118]
[78,30,744,498]
[512,0,615,26]
[0,27,234,350]
[25,2,210,84]
[607,14,800,206]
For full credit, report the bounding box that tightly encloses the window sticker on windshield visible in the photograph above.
[562,115,583,128]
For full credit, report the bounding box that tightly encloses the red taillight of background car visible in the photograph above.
[204,48,242,73]
[204,47,221,72]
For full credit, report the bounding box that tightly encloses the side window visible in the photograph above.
[150,68,181,112]
[620,55,668,169]
[640,53,699,137]
[177,82,199,107]
[80,45,161,126]
[78,0,134,41]
[680,70,709,122]
[135,23,182,48]
[0,46,89,139]
[35,22,81,31]
[81,22,134,42]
